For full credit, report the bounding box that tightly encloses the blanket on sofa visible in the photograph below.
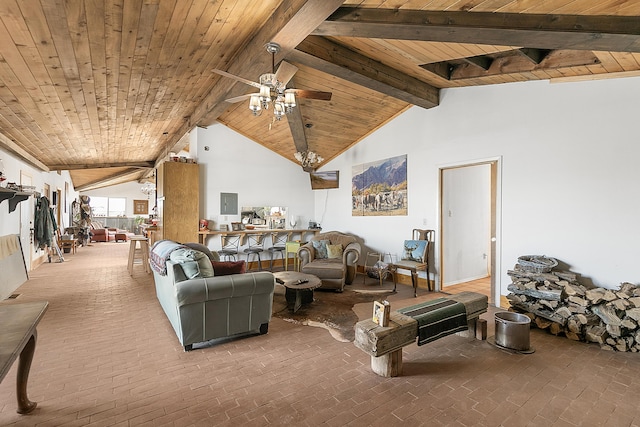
[150,239,187,275]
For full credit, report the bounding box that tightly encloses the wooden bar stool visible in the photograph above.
[284,241,301,271]
[128,236,150,275]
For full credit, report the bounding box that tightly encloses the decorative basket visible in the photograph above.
[517,255,558,273]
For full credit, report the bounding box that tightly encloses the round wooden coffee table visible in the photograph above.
[273,271,322,313]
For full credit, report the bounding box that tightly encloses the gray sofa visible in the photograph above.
[298,231,361,292]
[151,241,274,351]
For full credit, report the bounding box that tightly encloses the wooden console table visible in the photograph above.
[0,300,49,414]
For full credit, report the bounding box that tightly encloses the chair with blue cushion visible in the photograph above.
[389,229,434,296]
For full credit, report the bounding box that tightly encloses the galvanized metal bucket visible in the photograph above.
[495,312,531,351]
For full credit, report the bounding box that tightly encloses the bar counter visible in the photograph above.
[198,228,320,246]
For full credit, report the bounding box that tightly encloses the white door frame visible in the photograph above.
[437,156,502,306]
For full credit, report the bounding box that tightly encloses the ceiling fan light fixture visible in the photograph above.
[284,91,296,112]
[214,41,330,124]
[258,84,272,110]
[273,98,286,120]
[259,73,278,88]
[249,94,262,115]
[294,150,323,168]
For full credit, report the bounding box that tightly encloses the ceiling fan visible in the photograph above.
[212,42,332,120]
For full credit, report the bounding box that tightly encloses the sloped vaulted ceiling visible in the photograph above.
[0,0,638,190]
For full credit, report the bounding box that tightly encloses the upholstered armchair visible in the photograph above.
[298,231,361,292]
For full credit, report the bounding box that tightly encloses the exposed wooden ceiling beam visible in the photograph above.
[420,62,452,81]
[74,169,146,192]
[0,132,49,172]
[285,79,310,167]
[186,0,344,135]
[518,48,551,65]
[313,8,640,53]
[420,49,598,80]
[462,56,492,71]
[49,161,155,171]
[289,36,439,108]
[451,50,599,80]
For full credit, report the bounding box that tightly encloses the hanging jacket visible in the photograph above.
[34,196,57,249]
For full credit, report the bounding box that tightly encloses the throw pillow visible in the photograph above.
[170,248,215,279]
[211,260,246,276]
[312,239,330,259]
[326,243,343,259]
[183,242,219,262]
[401,240,428,263]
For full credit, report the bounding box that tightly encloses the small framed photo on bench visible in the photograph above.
[373,300,391,327]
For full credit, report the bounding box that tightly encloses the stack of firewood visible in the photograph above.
[506,264,640,352]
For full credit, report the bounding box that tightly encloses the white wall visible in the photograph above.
[1,148,78,236]
[0,147,78,298]
[194,124,316,251]
[319,76,640,296]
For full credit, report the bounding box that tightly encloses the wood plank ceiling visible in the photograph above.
[0,0,638,190]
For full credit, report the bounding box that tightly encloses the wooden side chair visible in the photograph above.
[57,230,78,255]
[389,229,434,297]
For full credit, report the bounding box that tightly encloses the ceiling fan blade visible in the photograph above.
[275,61,298,86]
[212,69,261,89]
[285,89,332,101]
[224,93,257,103]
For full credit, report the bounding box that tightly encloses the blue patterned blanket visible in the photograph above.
[149,239,187,275]
[398,298,468,346]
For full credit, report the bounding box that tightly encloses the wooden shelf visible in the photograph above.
[0,188,15,204]
[0,188,32,213]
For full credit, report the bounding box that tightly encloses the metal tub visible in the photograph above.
[495,312,531,351]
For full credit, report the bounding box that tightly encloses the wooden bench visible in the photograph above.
[354,292,488,377]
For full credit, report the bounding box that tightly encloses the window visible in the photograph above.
[90,197,126,217]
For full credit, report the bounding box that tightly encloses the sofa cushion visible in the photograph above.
[312,239,330,259]
[170,248,214,279]
[211,260,246,276]
[301,258,345,279]
[327,243,343,259]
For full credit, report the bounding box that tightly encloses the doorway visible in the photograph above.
[439,160,499,305]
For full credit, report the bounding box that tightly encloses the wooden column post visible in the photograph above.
[370,349,403,377]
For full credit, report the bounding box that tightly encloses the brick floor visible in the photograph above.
[1,242,640,426]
